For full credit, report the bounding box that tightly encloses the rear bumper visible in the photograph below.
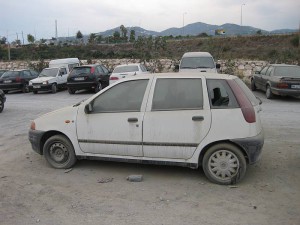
[28,129,45,155]
[0,83,23,91]
[230,131,264,164]
[67,81,97,90]
[271,87,300,97]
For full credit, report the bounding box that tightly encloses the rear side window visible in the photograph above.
[152,78,203,111]
[2,71,20,78]
[207,79,239,108]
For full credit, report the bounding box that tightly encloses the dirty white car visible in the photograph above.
[29,73,264,185]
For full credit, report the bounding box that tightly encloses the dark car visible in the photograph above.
[0,70,7,77]
[0,69,39,93]
[0,89,6,113]
[251,64,300,99]
[67,64,110,94]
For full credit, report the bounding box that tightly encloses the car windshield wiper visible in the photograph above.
[39,74,48,77]
[195,66,211,69]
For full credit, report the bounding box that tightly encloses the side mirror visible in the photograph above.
[216,63,221,69]
[84,103,93,114]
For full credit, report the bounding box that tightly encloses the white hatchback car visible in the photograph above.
[29,73,264,185]
[109,63,150,85]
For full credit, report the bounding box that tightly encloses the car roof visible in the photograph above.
[182,52,213,57]
[115,63,142,68]
[121,72,236,81]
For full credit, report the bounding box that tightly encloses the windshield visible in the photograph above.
[39,68,59,77]
[180,57,215,69]
[1,71,20,78]
[70,67,91,76]
[274,66,300,78]
[113,65,139,73]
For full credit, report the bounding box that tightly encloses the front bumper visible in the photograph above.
[28,129,45,155]
[29,84,52,91]
[230,131,264,164]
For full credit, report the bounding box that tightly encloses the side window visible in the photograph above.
[60,68,67,75]
[152,78,203,111]
[97,66,104,74]
[260,66,269,75]
[68,64,79,72]
[23,70,31,78]
[92,79,148,113]
[266,66,274,76]
[30,70,38,77]
[207,79,238,108]
[101,65,109,74]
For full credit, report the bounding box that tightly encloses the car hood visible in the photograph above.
[31,77,54,83]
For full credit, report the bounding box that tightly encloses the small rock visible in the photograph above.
[64,168,73,173]
[228,185,238,188]
[36,219,40,222]
[97,177,113,183]
[127,175,143,182]
[159,197,164,201]
[253,206,257,209]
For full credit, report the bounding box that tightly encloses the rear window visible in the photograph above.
[70,67,91,76]
[180,57,215,69]
[1,71,20,78]
[234,78,259,106]
[113,66,139,73]
[274,66,300,77]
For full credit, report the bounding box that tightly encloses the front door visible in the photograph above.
[142,77,211,160]
[76,79,149,156]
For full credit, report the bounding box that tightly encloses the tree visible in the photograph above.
[88,33,96,44]
[256,30,262,35]
[129,30,135,42]
[27,34,35,44]
[76,30,83,44]
[113,31,121,42]
[120,25,128,41]
[95,35,103,44]
[0,36,7,44]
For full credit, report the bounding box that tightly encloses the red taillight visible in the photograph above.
[110,77,119,80]
[15,76,21,82]
[227,80,256,123]
[277,83,288,89]
[90,67,95,74]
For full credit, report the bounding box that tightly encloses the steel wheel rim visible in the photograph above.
[49,142,69,163]
[208,150,239,181]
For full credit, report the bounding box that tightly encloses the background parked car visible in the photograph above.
[251,64,300,99]
[109,63,150,85]
[67,64,110,94]
[0,89,6,113]
[0,70,7,77]
[0,69,39,93]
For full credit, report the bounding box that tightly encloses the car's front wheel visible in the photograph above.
[251,79,256,91]
[0,98,4,113]
[43,135,77,169]
[51,83,57,94]
[266,85,274,99]
[202,143,247,185]
[22,83,29,93]
[68,88,75,94]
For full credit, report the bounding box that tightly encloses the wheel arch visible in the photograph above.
[39,130,70,155]
[198,140,249,166]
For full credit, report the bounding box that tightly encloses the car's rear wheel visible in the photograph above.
[22,83,29,93]
[51,83,57,94]
[3,90,8,94]
[43,135,77,169]
[266,85,274,99]
[0,98,4,113]
[251,79,256,91]
[68,88,75,94]
[202,143,247,185]
[94,82,102,93]
[33,90,38,94]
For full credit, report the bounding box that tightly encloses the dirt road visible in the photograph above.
[0,90,299,225]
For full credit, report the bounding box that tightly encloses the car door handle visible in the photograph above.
[128,118,138,123]
[192,116,204,121]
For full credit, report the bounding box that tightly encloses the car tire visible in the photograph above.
[22,83,29,93]
[3,90,8,94]
[51,83,57,94]
[68,88,75,94]
[266,85,274,99]
[202,143,247,185]
[0,98,4,113]
[43,135,77,169]
[94,82,102,93]
[251,79,256,91]
[33,90,38,94]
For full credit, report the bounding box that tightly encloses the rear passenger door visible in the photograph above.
[142,77,211,160]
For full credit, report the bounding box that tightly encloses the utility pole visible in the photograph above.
[22,31,24,45]
[6,31,10,61]
[241,3,245,26]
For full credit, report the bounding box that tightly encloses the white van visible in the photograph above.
[29,58,80,94]
[179,52,220,73]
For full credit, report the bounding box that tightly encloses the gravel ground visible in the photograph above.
[0,89,299,225]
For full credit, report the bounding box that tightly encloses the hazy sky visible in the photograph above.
[0,0,299,41]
